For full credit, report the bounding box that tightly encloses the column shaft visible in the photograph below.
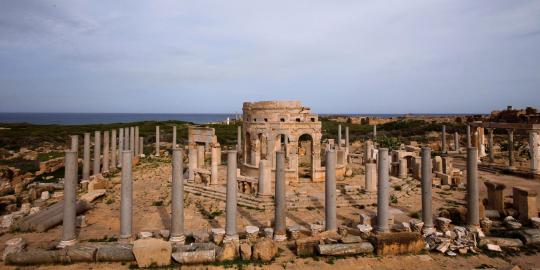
[170,148,185,243]
[130,127,135,157]
[59,150,77,247]
[102,130,110,173]
[467,147,479,226]
[488,129,494,162]
[172,125,177,149]
[274,151,286,240]
[93,131,101,176]
[70,135,78,152]
[325,150,337,231]
[337,125,342,149]
[467,125,471,148]
[210,146,219,185]
[441,125,447,154]
[237,126,242,153]
[508,130,514,167]
[376,148,389,233]
[139,137,144,155]
[118,128,124,167]
[225,151,238,240]
[111,129,117,171]
[134,126,139,156]
[421,147,433,229]
[120,150,133,240]
[155,126,160,156]
[454,132,459,151]
[258,160,271,196]
[83,133,90,180]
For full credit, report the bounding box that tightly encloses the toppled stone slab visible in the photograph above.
[132,238,172,267]
[517,229,540,245]
[172,243,217,264]
[479,237,523,248]
[486,244,502,252]
[318,242,374,256]
[341,235,363,244]
[80,189,106,203]
[369,232,424,256]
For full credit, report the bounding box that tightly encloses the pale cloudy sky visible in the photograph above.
[0,0,539,114]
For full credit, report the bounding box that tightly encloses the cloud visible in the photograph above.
[0,0,539,113]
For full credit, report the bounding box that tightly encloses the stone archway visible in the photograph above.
[298,133,314,181]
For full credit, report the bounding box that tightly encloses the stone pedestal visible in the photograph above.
[365,162,377,192]
[484,181,506,214]
[513,187,538,222]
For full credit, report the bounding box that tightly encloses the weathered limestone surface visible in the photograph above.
[93,131,101,176]
[59,151,77,248]
[83,133,90,180]
[467,147,480,226]
[102,131,109,173]
[376,148,390,233]
[484,181,506,213]
[170,149,185,243]
[120,150,133,240]
[132,238,172,267]
[274,151,287,241]
[317,243,373,256]
[513,186,538,221]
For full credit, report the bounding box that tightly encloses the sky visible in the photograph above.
[0,1,539,114]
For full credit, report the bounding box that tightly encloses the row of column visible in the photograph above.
[76,126,143,181]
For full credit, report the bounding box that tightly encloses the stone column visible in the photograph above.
[454,132,459,151]
[398,158,407,179]
[337,125,342,149]
[111,129,117,171]
[134,126,139,156]
[530,131,540,174]
[467,125,471,148]
[376,148,389,233]
[325,149,337,232]
[484,181,506,213]
[421,147,434,230]
[102,131,110,174]
[258,160,271,196]
[274,151,287,241]
[345,126,350,149]
[188,145,196,181]
[139,137,144,156]
[488,128,494,162]
[197,145,205,168]
[70,135,78,152]
[130,127,135,157]
[466,147,479,226]
[210,145,219,185]
[373,125,377,139]
[155,126,160,156]
[441,125,447,155]
[83,133,90,180]
[365,162,377,193]
[170,148,185,243]
[118,128,124,167]
[237,126,242,154]
[172,125,177,149]
[58,150,77,248]
[93,131,101,176]
[225,150,238,242]
[124,128,129,151]
[508,129,514,168]
[120,150,133,241]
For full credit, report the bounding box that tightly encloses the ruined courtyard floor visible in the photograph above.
[1,156,540,269]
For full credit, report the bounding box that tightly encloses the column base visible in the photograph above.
[224,234,239,243]
[273,234,287,242]
[57,239,77,249]
[422,227,436,235]
[118,235,133,244]
[169,235,186,244]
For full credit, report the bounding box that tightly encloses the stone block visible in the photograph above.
[2,237,26,261]
[172,243,216,265]
[132,238,172,267]
[252,239,277,262]
[317,242,374,256]
[369,232,424,256]
[295,237,319,257]
[512,186,538,221]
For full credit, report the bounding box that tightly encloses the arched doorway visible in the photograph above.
[298,133,314,180]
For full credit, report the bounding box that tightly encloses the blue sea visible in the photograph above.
[0,113,475,125]
[0,113,238,125]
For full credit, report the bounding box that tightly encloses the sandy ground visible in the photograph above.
[1,154,540,269]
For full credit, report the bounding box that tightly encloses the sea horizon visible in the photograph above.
[0,112,483,125]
